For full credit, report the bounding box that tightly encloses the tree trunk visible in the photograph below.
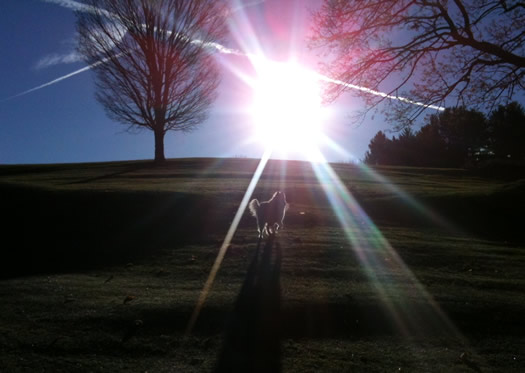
[154,129,166,163]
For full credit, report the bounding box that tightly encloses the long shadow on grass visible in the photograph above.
[215,236,282,373]
[63,162,153,185]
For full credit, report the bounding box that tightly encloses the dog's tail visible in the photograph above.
[248,199,259,217]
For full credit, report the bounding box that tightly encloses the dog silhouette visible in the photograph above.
[248,191,289,238]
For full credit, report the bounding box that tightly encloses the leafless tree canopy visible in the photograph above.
[77,0,227,161]
[310,0,525,125]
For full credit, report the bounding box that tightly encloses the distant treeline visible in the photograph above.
[364,102,525,168]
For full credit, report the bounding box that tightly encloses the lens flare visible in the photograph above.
[250,58,326,160]
[185,148,272,335]
[308,148,464,338]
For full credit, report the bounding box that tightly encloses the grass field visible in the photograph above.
[0,158,524,372]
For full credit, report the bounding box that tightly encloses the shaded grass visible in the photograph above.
[1,158,524,372]
[1,227,523,371]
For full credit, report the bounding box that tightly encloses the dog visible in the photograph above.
[248,191,289,238]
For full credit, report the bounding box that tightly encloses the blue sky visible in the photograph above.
[0,0,398,165]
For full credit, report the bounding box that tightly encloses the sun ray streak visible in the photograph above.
[310,148,464,339]
[320,134,459,232]
[185,147,272,336]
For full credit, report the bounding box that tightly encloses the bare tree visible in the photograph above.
[310,0,525,126]
[77,0,227,162]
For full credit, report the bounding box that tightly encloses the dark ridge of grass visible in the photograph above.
[0,184,222,278]
[0,159,153,177]
[1,157,522,280]
[361,193,524,243]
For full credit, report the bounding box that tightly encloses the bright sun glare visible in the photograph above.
[251,59,325,161]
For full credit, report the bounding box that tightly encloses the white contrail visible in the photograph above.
[35,51,83,69]
[35,0,118,70]
[14,0,262,98]
[318,74,445,111]
[28,0,256,71]
[41,0,111,15]
[2,39,240,101]
[43,0,266,14]
[3,46,444,111]
[230,0,265,14]
[7,0,442,112]
[2,58,108,102]
[41,0,91,12]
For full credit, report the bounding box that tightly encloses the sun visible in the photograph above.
[250,58,326,161]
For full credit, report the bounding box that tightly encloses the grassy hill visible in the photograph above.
[0,158,524,372]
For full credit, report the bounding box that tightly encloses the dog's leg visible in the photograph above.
[257,220,263,238]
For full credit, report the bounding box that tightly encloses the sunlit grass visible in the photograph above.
[0,158,503,196]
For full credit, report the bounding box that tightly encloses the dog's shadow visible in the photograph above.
[214,235,282,373]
